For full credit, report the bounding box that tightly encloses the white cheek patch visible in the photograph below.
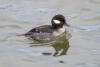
[53,20,61,24]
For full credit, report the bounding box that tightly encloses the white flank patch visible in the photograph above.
[53,20,61,24]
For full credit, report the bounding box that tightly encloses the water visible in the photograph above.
[0,0,100,67]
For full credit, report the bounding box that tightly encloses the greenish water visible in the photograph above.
[30,31,71,56]
[51,32,69,56]
[0,0,100,67]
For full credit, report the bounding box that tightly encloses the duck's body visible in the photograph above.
[25,25,65,41]
[22,14,70,42]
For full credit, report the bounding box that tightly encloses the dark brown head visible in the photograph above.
[51,14,69,29]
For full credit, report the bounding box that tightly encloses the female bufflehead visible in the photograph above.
[22,14,70,42]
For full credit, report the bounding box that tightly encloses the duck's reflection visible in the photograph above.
[52,34,69,56]
[29,31,71,56]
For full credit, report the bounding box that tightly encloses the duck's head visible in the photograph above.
[51,14,70,29]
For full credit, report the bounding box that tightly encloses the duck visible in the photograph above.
[20,14,70,42]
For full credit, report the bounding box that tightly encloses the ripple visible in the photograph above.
[17,48,42,56]
[75,63,97,67]
[34,8,57,14]
[88,0,100,4]
[65,13,81,23]
[0,25,22,29]
[79,24,100,31]
[91,49,100,55]
[80,8,91,12]
[85,16,100,21]
[70,23,100,32]
[0,3,16,9]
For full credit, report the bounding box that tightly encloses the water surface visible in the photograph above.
[0,0,100,67]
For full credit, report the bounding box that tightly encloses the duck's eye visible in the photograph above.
[53,20,61,24]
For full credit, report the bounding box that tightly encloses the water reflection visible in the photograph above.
[29,30,71,56]
[52,33,69,56]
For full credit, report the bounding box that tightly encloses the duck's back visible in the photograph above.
[25,25,54,41]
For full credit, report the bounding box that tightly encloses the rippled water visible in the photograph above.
[0,0,100,67]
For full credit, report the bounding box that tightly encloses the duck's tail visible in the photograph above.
[17,32,33,37]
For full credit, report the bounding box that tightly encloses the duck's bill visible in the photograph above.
[65,23,70,27]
